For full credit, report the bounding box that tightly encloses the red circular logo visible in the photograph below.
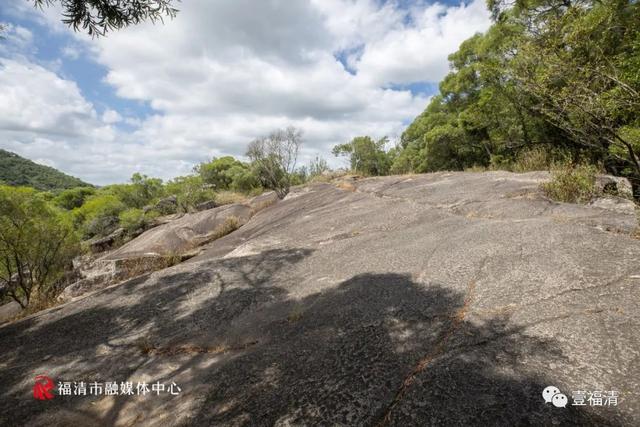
[33,375,55,400]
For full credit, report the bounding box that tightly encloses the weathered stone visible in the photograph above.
[595,174,634,199]
[589,196,638,215]
[1,172,638,426]
[86,227,125,253]
[195,200,217,211]
[58,255,177,302]
[246,190,278,211]
[104,203,253,261]
[0,301,21,324]
[154,194,178,215]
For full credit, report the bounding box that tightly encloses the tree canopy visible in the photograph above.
[0,149,92,191]
[394,0,640,198]
[0,186,79,308]
[247,127,303,199]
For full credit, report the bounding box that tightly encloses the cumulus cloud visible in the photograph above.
[0,0,491,184]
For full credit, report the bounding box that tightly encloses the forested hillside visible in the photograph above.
[392,0,640,198]
[0,149,91,191]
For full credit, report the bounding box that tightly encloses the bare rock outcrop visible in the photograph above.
[1,173,638,426]
[59,192,279,301]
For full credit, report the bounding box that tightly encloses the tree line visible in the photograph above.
[391,0,640,197]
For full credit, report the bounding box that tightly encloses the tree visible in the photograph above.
[164,175,216,213]
[0,186,79,308]
[32,0,178,36]
[247,127,303,199]
[394,0,640,197]
[308,156,330,178]
[53,186,96,210]
[332,136,392,176]
[72,194,126,238]
[196,156,258,191]
[508,0,640,184]
[104,173,164,210]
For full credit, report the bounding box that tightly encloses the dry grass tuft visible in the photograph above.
[216,191,248,206]
[336,181,357,192]
[213,215,241,239]
[541,163,598,203]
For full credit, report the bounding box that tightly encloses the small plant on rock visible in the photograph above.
[542,163,598,203]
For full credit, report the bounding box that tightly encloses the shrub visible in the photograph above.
[196,156,259,192]
[103,173,164,209]
[164,175,216,213]
[227,165,260,192]
[542,163,598,203]
[118,208,159,235]
[512,146,570,173]
[332,136,392,176]
[53,187,96,210]
[308,156,330,178]
[512,147,550,172]
[73,194,126,238]
[489,154,512,171]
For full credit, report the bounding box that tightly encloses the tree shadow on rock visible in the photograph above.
[186,273,622,426]
[0,248,313,426]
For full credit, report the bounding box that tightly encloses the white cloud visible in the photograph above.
[0,59,97,135]
[0,0,491,184]
[61,45,81,60]
[0,22,34,55]
[354,1,491,85]
[102,109,122,124]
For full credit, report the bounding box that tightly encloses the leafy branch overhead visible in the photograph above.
[32,0,179,36]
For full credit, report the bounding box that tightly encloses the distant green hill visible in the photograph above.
[0,149,92,191]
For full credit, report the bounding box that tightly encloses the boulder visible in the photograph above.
[58,255,178,302]
[104,202,253,261]
[86,227,125,254]
[246,190,278,211]
[595,174,634,199]
[0,301,21,324]
[153,194,178,214]
[195,200,217,211]
[61,192,280,302]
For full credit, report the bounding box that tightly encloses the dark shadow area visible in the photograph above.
[0,248,311,426]
[0,252,627,426]
[182,274,622,426]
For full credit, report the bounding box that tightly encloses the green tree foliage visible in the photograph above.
[247,127,303,199]
[53,187,96,210]
[72,194,126,238]
[32,0,178,36]
[118,208,159,235]
[332,136,393,176]
[0,186,79,308]
[196,157,260,192]
[164,175,217,213]
[395,0,640,197]
[0,149,92,191]
[104,173,164,209]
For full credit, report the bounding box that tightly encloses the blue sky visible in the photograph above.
[0,0,490,184]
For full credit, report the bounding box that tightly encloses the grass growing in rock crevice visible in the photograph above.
[541,163,598,204]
